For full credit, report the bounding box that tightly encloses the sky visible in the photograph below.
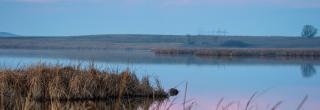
[0,0,319,36]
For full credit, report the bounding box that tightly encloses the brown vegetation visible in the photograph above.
[0,63,312,110]
[154,48,320,57]
[0,63,168,109]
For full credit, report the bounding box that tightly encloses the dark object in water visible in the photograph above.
[169,88,179,96]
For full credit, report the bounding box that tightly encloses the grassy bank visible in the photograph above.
[0,63,168,102]
[153,48,320,57]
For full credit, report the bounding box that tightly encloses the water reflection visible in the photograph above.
[301,64,317,78]
[0,98,166,110]
[0,49,320,110]
[1,49,320,65]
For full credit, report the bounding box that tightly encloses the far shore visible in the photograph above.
[1,34,320,64]
[1,35,320,50]
[153,48,320,57]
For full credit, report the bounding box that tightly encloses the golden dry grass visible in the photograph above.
[0,63,168,110]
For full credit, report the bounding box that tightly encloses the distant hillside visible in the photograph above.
[0,32,18,37]
[0,34,320,49]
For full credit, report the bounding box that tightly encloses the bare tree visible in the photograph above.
[186,34,195,45]
[301,25,317,38]
[301,64,316,78]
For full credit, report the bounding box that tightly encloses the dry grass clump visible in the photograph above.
[154,48,320,57]
[0,63,168,103]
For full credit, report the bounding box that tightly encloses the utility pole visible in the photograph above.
[222,29,228,36]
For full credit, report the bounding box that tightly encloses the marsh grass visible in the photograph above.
[154,48,320,57]
[213,93,308,110]
[0,63,168,109]
[177,87,310,110]
[0,63,312,110]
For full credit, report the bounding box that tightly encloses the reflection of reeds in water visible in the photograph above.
[0,63,312,110]
[0,63,168,110]
[23,98,165,110]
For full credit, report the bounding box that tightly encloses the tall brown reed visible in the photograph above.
[0,63,168,102]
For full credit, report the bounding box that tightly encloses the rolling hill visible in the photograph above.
[0,32,18,37]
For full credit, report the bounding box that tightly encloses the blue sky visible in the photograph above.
[0,0,319,36]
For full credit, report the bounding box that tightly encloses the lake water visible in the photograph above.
[0,49,319,110]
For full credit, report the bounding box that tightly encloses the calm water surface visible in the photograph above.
[0,50,319,110]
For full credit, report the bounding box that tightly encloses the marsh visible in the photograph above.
[0,49,319,110]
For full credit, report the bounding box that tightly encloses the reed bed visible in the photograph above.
[0,63,168,103]
[154,48,320,57]
[0,63,312,110]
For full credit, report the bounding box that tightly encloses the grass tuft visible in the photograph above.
[0,63,168,103]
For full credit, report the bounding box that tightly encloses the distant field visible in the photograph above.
[1,34,320,49]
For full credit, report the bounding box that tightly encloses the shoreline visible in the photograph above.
[153,48,320,57]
